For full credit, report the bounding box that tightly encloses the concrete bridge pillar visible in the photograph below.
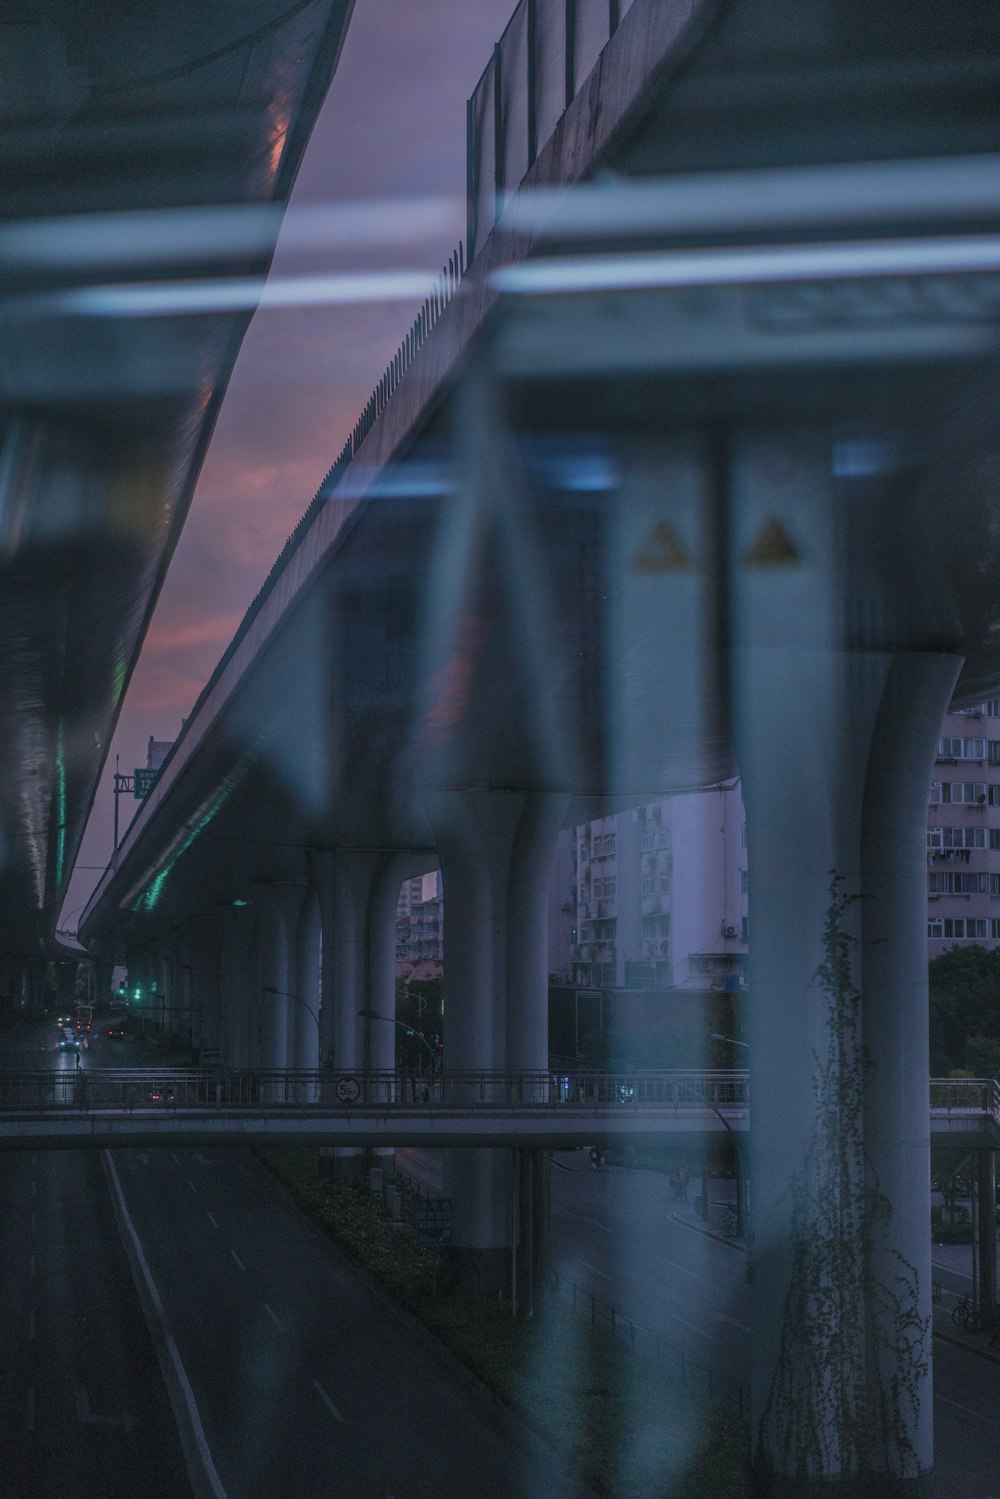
[975,1148,998,1320]
[254,884,309,1071]
[292,889,321,1072]
[434,789,566,1298]
[187,922,221,1054]
[731,431,962,1489]
[312,849,400,1179]
[218,905,254,1068]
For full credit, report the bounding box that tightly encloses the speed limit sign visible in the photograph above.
[334,1074,361,1104]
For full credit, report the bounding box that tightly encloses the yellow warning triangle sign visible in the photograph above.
[743,516,800,567]
[632,521,692,573]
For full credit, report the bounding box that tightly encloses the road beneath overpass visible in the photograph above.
[400,1147,1000,1499]
[0,1016,593,1498]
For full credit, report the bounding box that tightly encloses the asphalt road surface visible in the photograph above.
[1,1016,592,1499]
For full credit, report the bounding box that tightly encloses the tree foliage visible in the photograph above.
[928,944,1000,1074]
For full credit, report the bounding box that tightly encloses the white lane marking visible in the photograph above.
[716,1311,751,1332]
[206,1211,220,1230]
[102,1151,230,1499]
[576,1214,612,1233]
[937,1393,1000,1428]
[230,1249,246,1273]
[577,1260,612,1280]
[186,1178,197,1194]
[28,1308,35,1341]
[172,1153,181,1166]
[312,1379,344,1421]
[27,1386,35,1433]
[264,1303,285,1334]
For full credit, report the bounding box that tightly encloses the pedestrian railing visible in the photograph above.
[467,0,640,261]
[546,1267,750,1421]
[0,1068,991,1129]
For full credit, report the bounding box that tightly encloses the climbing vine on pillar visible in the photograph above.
[756,875,927,1492]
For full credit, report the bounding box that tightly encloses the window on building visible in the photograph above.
[991,874,1000,898]
[641,877,654,898]
[942,918,988,939]
[928,918,944,938]
[929,781,942,804]
[992,919,1000,939]
[938,738,986,759]
[927,828,943,849]
[740,868,749,894]
[741,915,749,943]
[640,830,654,851]
[941,782,988,803]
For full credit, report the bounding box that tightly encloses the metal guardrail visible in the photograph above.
[0,1067,748,1113]
[1,1069,995,1126]
[467,0,638,262]
[547,1267,750,1421]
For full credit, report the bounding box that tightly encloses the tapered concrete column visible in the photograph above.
[976,1149,998,1319]
[254,883,309,1071]
[312,849,394,1179]
[731,427,960,1488]
[292,890,321,1071]
[861,651,963,1475]
[218,906,254,1067]
[188,923,222,1053]
[433,789,566,1296]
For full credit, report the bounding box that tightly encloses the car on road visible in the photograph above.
[59,1028,78,1050]
[106,1025,126,1039]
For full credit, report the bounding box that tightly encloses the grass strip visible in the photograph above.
[256,1146,750,1497]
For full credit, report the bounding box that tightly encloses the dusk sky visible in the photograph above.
[60,0,515,933]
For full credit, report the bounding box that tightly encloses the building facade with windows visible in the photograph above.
[927,701,1000,956]
[560,781,748,992]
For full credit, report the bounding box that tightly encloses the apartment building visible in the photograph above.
[395,869,444,977]
[927,700,1000,956]
[562,781,748,992]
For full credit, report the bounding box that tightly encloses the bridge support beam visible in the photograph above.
[976,1149,997,1319]
[219,904,254,1068]
[514,1148,550,1319]
[739,638,961,1490]
[434,789,565,1299]
[314,850,400,1180]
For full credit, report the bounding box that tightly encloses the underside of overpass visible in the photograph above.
[52,0,1000,1490]
[0,0,355,980]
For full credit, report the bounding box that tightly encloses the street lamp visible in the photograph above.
[357,1007,438,1068]
[262,984,320,1033]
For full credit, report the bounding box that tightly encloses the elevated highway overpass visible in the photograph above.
[76,0,1000,1490]
[0,0,355,988]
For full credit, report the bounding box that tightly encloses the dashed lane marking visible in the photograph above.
[206,1211,219,1230]
[186,1178,197,1194]
[264,1303,285,1334]
[230,1249,246,1273]
[937,1394,1000,1428]
[576,1260,611,1280]
[312,1380,344,1421]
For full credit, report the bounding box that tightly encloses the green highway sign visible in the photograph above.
[133,768,159,799]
